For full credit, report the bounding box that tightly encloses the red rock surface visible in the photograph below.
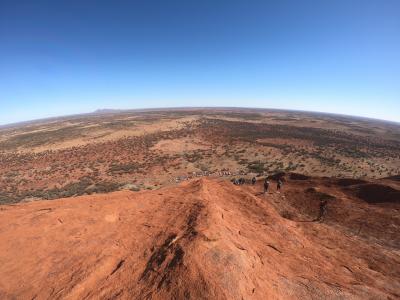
[0,176,399,299]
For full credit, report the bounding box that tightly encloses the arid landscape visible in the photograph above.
[0,108,399,299]
[1,108,399,204]
[2,0,400,298]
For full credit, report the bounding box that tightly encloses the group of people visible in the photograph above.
[263,178,283,194]
[232,177,246,185]
[232,176,284,195]
[232,176,257,185]
[174,169,247,183]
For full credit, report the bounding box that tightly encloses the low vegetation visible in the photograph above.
[0,109,399,204]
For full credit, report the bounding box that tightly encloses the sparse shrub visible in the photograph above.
[87,181,121,194]
[108,163,139,174]
[247,162,265,173]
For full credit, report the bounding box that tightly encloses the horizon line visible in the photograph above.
[1,106,399,128]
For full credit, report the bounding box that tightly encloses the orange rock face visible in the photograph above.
[0,177,399,299]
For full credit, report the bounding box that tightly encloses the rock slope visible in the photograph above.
[0,176,399,299]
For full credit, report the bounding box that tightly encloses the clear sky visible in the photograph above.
[0,0,399,125]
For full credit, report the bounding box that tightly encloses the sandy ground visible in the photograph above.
[0,176,399,299]
[151,137,210,154]
[21,117,198,153]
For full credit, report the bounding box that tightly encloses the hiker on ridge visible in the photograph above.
[277,179,283,191]
[264,178,270,194]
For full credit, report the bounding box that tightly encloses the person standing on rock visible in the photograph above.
[277,179,283,191]
[318,199,328,222]
[264,178,270,194]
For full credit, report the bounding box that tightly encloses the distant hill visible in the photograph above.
[92,109,125,114]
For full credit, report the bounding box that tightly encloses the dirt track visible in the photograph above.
[0,177,399,299]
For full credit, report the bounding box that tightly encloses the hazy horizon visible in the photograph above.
[1,106,399,128]
[1,1,399,124]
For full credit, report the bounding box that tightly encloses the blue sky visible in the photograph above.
[0,0,399,125]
